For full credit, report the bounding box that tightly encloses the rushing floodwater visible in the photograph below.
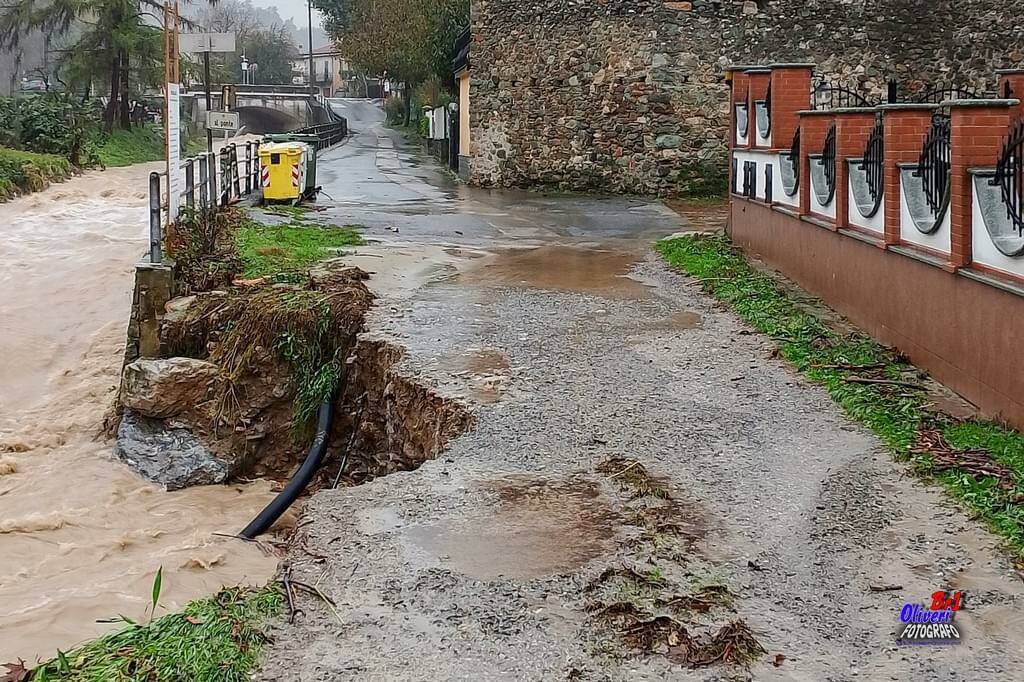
[0,164,278,663]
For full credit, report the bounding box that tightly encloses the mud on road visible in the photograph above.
[254,107,1024,681]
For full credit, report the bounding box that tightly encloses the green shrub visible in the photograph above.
[0,95,101,167]
[0,146,72,200]
[384,96,406,124]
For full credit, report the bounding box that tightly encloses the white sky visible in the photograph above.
[253,0,323,30]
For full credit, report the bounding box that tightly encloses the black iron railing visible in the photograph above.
[858,114,885,216]
[911,86,982,104]
[742,161,756,198]
[786,127,801,195]
[292,119,349,150]
[813,79,878,110]
[993,117,1024,235]
[914,112,952,217]
[822,122,837,203]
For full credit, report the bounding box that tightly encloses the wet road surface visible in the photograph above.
[257,102,1024,680]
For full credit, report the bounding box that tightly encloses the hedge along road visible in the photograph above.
[0,159,278,662]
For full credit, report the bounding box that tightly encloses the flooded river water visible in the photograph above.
[0,165,277,663]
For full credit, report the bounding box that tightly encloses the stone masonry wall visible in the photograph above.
[468,0,1024,197]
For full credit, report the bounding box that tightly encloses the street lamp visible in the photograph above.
[308,0,315,95]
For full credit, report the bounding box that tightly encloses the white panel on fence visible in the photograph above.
[166,83,182,223]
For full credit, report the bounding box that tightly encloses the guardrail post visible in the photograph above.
[198,154,209,209]
[252,141,261,190]
[185,159,195,210]
[229,143,240,200]
[148,172,162,264]
[219,148,229,206]
[208,152,218,210]
[244,141,252,195]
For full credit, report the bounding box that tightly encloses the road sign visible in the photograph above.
[179,32,235,53]
[207,110,239,132]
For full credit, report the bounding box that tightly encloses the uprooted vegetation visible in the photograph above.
[657,234,1024,561]
[585,456,765,670]
[118,205,470,489]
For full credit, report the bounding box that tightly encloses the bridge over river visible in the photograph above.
[180,84,349,134]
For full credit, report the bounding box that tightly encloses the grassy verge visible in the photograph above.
[0,146,72,200]
[96,125,165,167]
[236,220,364,279]
[656,234,1024,559]
[31,586,281,681]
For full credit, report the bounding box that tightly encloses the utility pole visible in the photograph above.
[307,0,315,95]
[204,50,212,153]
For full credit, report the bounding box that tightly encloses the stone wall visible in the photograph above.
[468,0,1024,197]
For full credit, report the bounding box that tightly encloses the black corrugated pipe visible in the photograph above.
[240,399,335,539]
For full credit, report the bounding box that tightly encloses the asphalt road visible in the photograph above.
[256,100,1024,681]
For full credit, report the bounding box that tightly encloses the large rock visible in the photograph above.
[121,357,220,418]
[115,410,228,490]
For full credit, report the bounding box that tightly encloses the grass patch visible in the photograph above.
[31,585,281,682]
[657,233,1024,557]
[0,146,72,200]
[236,222,364,279]
[96,125,165,167]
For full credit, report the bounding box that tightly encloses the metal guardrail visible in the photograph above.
[292,119,349,150]
[147,141,262,265]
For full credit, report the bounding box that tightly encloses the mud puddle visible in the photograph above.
[404,474,620,579]
[457,245,652,298]
[0,167,277,663]
[435,348,510,404]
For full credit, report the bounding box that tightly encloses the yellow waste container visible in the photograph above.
[259,142,307,201]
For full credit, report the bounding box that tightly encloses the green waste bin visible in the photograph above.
[263,133,319,197]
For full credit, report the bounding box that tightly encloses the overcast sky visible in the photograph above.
[254,0,323,30]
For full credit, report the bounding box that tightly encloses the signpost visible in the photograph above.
[207,110,239,132]
[179,31,236,154]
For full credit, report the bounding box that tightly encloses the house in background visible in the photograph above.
[453,28,471,180]
[292,45,351,96]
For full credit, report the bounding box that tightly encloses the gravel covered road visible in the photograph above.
[257,104,1024,681]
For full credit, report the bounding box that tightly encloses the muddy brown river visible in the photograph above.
[0,165,277,663]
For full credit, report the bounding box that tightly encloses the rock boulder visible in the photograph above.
[115,410,229,490]
[121,357,220,418]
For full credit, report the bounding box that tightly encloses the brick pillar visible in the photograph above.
[879,104,936,246]
[948,100,1018,269]
[769,64,814,152]
[730,69,751,147]
[747,69,771,149]
[834,110,878,230]
[997,70,1024,120]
